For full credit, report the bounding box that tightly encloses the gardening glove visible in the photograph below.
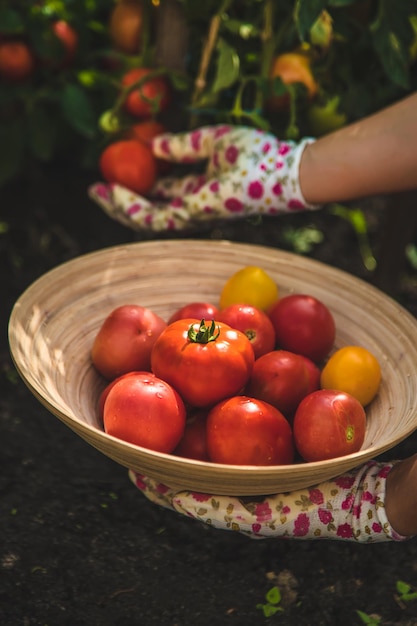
[129,461,410,543]
[89,125,320,232]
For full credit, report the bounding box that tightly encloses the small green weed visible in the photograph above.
[282,226,324,254]
[356,609,381,625]
[396,580,417,602]
[256,586,284,617]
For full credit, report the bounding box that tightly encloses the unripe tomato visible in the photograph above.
[266,52,318,111]
[320,345,381,406]
[219,266,278,312]
[122,67,170,118]
[307,96,347,136]
[109,0,144,54]
[0,40,35,82]
[99,139,157,194]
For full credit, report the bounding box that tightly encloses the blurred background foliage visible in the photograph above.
[1,0,417,187]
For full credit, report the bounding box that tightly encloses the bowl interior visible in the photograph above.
[8,239,417,495]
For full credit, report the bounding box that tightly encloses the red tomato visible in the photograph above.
[109,0,144,54]
[0,40,35,82]
[91,304,167,380]
[151,318,255,407]
[206,396,294,465]
[51,20,78,66]
[293,389,366,462]
[269,294,336,363]
[167,302,219,325]
[216,303,276,359]
[173,408,210,461]
[99,139,157,195]
[122,67,170,118]
[245,350,311,419]
[299,355,321,394]
[103,372,186,453]
[126,119,171,174]
[98,371,143,422]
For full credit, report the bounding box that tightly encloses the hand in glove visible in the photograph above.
[89,125,320,232]
[129,461,409,543]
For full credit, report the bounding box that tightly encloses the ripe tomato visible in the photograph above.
[151,318,255,407]
[173,408,210,461]
[99,139,157,194]
[320,345,381,406]
[0,40,35,82]
[266,51,318,111]
[217,303,276,359]
[98,371,142,422]
[219,266,278,312]
[269,294,335,363]
[51,20,78,66]
[109,0,144,54]
[293,389,366,462]
[91,304,167,380]
[299,355,321,394]
[103,372,186,453]
[126,119,171,174]
[206,396,294,466]
[167,302,219,325]
[122,67,170,118]
[245,349,311,419]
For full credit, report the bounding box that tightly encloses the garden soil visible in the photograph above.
[2,163,417,626]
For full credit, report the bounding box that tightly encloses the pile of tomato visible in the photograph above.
[91,265,381,467]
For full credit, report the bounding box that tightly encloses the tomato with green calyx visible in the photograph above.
[307,96,347,136]
[151,318,255,408]
[122,67,171,118]
[220,266,278,312]
[266,51,318,112]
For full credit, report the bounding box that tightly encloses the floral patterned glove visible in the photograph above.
[89,125,320,232]
[129,461,409,543]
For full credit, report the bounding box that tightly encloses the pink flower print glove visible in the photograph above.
[128,461,410,543]
[88,125,321,232]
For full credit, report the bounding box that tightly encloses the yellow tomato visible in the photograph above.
[219,266,278,311]
[320,346,381,406]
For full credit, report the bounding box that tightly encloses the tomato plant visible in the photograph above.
[103,372,186,453]
[91,304,167,380]
[245,349,311,419]
[206,395,294,466]
[219,266,278,312]
[167,302,219,325]
[217,303,276,359]
[151,318,255,407]
[0,40,35,82]
[269,294,336,363]
[121,67,171,118]
[320,345,381,406]
[99,139,157,195]
[293,389,366,462]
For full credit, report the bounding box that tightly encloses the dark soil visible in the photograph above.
[2,163,417,626]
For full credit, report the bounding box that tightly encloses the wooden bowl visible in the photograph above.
[8,240,417,495]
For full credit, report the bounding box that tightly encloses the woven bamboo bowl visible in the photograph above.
[8,239,417,495]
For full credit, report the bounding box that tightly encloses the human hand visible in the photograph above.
[89,125,320,232]
[128,461,406,543]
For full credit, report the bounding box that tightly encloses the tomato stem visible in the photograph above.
[187,319,220,344]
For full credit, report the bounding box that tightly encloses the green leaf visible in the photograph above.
[27,105,56,162]
[265,586,282,605]
[0,8,25,34]
[370,0,411,88]
[60,83,97,138]
[294,0,328,40]
[396,580,411,595]
[212,38,240,93]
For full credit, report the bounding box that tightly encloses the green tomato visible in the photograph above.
[307,96,347,137]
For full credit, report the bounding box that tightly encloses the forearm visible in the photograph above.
[300,92,417,205]
[385,453,417,538]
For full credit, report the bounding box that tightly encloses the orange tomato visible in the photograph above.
[320,345,381,406]
[99,139,157,194]
[0,40,35,82]
[122,67,171,118]
[125,119,171,174]
[109,0,145,54]
[266,52,318,111]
